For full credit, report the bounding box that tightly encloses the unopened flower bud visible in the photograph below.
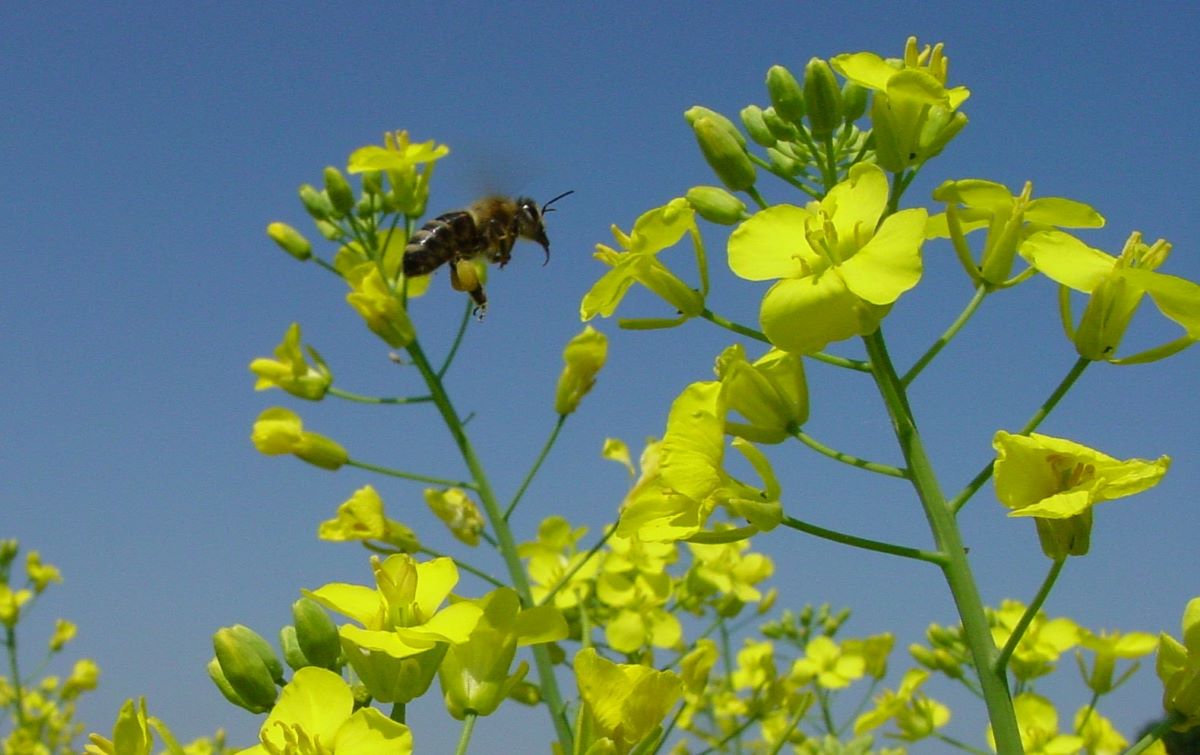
[315,219,341,241]
[767,147,801,175]
[279,625,311,671]
[766,64,806,123]
[683,106,746,147]
[298,183,332,221]
[212,627,279,713]
[323,166,355,217]
[693,117,757,192]
[803,57,843,138]
[228,624,285,684]
[292,597,341,670]
[361,170,383,195]
[686,185,746,225]
[918,107,968,161]
[266,222,312,261]
[508,681,542,706]
[555,326,608,415]
[841,81,869,123]
[739,105,776,148]
[761,107,801,142]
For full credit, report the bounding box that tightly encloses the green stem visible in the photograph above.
[949,356,1090,513]
[808,350,872,371]
[1125,714,1183,755]
[934,732,990,754]
[403,338,574,749]
[994,557,1066,675]
[416,547,507,590]
[700,309,769,343]
[4,626,25,727]
[792,430,908,478]
[780,515,945,564]
[505,414,568,520]
[438,301,474,379]
[345,459,475,490]
[538,522,617,609]
[901,284,989,386]
[454,712,478,755]
[328,387,432,405]
[861,329,1023,754]
[390,702,405,724]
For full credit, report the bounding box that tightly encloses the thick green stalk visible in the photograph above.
[404,338,574,749]
[862,330,1022,753]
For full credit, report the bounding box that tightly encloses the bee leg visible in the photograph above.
[451,259,488,318]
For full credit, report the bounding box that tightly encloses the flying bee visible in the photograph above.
[403,190,575,314]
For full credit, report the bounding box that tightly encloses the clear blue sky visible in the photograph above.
[3,2,1198,750]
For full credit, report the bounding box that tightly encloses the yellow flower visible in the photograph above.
[84,698,151,755]
[1023,230,1200,363]
[989,600,1080,682]
[317,485,419,551]
[251,407,348,470]
[790,636,865,690]
[307,555,482,703]
[574,648,682,755]
[344,266,415,348]
[582,199,704,323]
[423,488,485,547]
[1156,597,1200,729]
[554,326,608,415]
[988,693,1084,754]
[993,431,1169,559]
[832,36,969,172]
[1077,628,1156,694]
[249,323,332,400]
[728,163,927,354]
[242,667,412,754]
[438,587,567,719]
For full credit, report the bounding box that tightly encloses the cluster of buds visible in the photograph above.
[683,58,871,217]
[207,597,343,714]
[683,37,970,225]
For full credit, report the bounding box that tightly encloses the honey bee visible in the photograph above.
[403,191,574,313]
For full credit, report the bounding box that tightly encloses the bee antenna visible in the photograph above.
[541,190,575,215]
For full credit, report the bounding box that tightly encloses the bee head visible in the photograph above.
[517,190,573,265]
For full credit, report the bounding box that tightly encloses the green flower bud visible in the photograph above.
[693,117,756,192]
[323,166,355,217]
[909,644,938,670]
[803,57,843,138]
[0,539,17,568]
[228,624,285,684]
[684,106,746,147]
[685,185,747,225]
[315,219,341,241]
[766,147,801,176]
[766,64,806,123]
[508,681,542,706]
[266,222,312,261]
[761,107,801,142]
[298,183,332,221]
[292,597,340,670]
[212,627,278,713]
[918,107,968,162]
[361,170,383,195]
[279,625,311,671]
[841,81,869,123]
[739,105,776,148]
[869,96,907,173]
[208,656,251,709]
